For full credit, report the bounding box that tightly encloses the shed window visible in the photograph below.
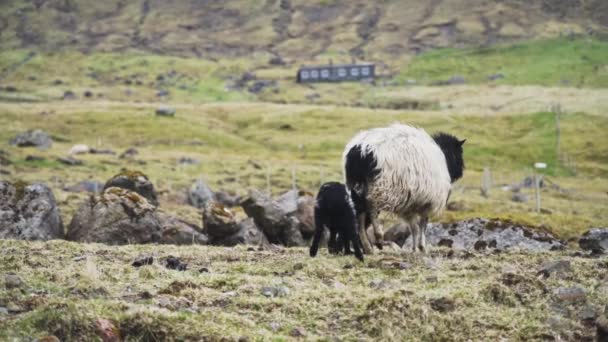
[361,67,370,76]
[301,70,310,79]
[338,68,347,77]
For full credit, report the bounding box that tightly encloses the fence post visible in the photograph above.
[266,164,271,196]
[292,166,297,191]
[480,167,491,198]
[534,172,541,213]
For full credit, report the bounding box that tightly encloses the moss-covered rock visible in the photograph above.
[67,187,161,245]
[103,169,158,206]
[0,180,64,240]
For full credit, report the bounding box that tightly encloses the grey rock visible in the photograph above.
[261,285,290,298]
[579,228,608,254]
[9,129,52,149]
[0,307,8,315]
[384,223,410,246]
[156,89,169,97]
[403,218,564,252]
[0,150,10,166]
[159,214,208,245]
[511,192,528,203]
[25,155,45,162]
[4,274,23,289]
[241,189,289,242]
[429,297,455,312]
[62,90,77,100]
[269,56,285,66]
[155,106,176,117]
[203,202,241,239]
[204,203,268,246]
[214,191,240,207]
[103,170,158,206]
[275,190,298,215]
[538,260,572,278]
[554,287,586,304]
[488,73,505,81]
[448,75,466,85]
[188,179,215,209]
[269,321,281,332]
[296,195,315,237]
[178,157,199,165]
[0,181,64,240]
[57,156,83,166]
[248,80,276,94]
[67,187,161,245]
[119,147,138,159]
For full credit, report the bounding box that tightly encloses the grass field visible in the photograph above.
[1,240,606,341]
[1,35,608,340]
[0,100,606,240]
[398,38,608,88]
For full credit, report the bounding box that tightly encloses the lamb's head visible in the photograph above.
[432,132,465,183]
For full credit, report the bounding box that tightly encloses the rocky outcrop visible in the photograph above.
[401,218,565,252]
[203,202,268,246]
[158,214,208,245]
[67,187,161,244]
[578,228,608,254]
[241,189,305,246]
[103,170,158,206]
[0,181,64,240]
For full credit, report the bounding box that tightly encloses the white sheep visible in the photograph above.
[342,123,465,253]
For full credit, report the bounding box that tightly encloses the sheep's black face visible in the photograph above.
[432,132,465,183]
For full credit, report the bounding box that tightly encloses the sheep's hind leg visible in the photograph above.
[408,218,420,253]
[418,216,429,254]
[358,213,374,254]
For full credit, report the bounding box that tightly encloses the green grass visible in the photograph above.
[0,240,605,341]
[399,38,608,88]
[0,101,606,239]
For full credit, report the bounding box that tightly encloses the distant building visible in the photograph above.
[297,63,375,83]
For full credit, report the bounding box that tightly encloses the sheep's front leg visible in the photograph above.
[371,217,384,250]
[358,213,374,254]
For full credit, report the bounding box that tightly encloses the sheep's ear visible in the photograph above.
[459,139,466,146]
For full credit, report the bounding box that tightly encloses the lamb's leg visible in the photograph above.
[342,232,353,255]
[344,224,364,262]
[358,213,374,254]
[328,229,338,254]
[418,216,429,254]
[310,207,326,257]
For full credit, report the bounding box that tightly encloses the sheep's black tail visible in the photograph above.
[344,144,377,224]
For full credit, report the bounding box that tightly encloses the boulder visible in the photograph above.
[296,195,315,237]
[275,190,298,215]
[203,202,267,246]
[211,217,269,247]
[203,202,241,239]
[62,90,77,100]
[103,170,158,206]
[402,218,565,252]
[241,189,289,242]
[69,144,90,155]
[155,106,175,117]
[511,192,528,203]
[384,223,410,246]
[214,191,240,207]
[578,228,608,254]
[188,180,214,209]
[9,129,53,149]
[159,214,208,245]
[67,187,161,244]
[119,148,138,159]
[0,181,64,240]
[57,156,83,166]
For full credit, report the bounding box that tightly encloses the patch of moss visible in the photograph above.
[12,179,30,202]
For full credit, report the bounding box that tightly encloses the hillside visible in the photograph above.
[1,0,607,66]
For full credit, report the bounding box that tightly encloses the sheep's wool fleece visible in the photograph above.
[343,123,451,218]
